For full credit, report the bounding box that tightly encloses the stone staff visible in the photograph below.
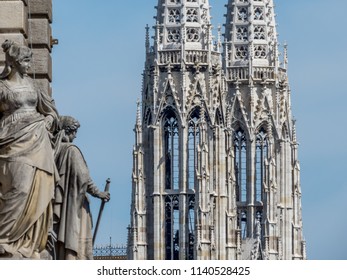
[93,178,111,245]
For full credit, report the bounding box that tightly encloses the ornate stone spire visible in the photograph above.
[154,0,212,50]
[224,0,277,68]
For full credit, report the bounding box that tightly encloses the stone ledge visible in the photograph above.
[0,1,28,35]
[28,18,52,50]
[28,0,53,23]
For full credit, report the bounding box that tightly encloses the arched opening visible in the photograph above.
[165,195,180,260]
[255,127,268,203]
[164,110,179,190]
[234,128,247,202]
[187,108,200,190]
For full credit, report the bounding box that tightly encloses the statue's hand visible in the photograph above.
[98,191,110,202]
[45,115,54,130]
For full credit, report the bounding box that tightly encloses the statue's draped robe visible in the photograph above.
[54,143,100,260]
[0,80,58,258]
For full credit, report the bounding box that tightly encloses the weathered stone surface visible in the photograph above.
[33,78,52,97]
[0,0,27,4]
[0,1,27,34]
[129,0,305,261]
[29,48,52,81]
[0,41,58,260]
[28,0,52,23]
[28,18,52,50]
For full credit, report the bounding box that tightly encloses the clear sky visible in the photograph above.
[51,0,347,260]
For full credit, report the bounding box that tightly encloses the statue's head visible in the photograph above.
[1,40,33,78]
[59,116,81,143]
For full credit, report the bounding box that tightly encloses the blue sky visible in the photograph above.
[51,0,347,260]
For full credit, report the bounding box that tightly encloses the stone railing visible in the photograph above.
[158,50,181,65]
[157,50,221,66]
[227,67,249,80]
[185,50,208,64]
[253,67,275,80]
[226,66,276,81]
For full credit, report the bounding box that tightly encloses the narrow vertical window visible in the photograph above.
[164,114,179,190]
[165,196,180,260]
[188,195,195,260]
[240,211,247,239]
[255,128,267,202]
[188,110,200,190]
[234,129,247,202]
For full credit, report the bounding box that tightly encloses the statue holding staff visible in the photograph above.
[53,116,110,260]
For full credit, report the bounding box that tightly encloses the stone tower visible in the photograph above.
[128,0,305,260]
[222,0,306,260]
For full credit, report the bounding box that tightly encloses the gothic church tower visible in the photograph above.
[128,0,305,260]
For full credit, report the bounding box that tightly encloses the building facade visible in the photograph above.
[0,0,55,96]
[129,0,306,260]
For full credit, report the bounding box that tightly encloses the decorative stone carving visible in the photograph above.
[53,116,110,260]
[0,40,59,259]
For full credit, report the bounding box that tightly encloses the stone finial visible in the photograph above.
[136,99,142,126]
[145,24,150,54]
[292,118,297,143]
[217,25,222,52]
[283,42,288,70]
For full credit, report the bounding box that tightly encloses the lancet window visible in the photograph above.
[164,112,179,190]
[165,195,180,260]
[255,127,268,202]
[188,109,200,190]
[234,128,247,202]
[239,210,247,239]
[188,195,195,260]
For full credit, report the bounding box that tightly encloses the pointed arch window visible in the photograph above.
[238,210,247,239]
[188,195,195,260]
[188,109,200,190]
[255,127,268,202]
[234,128,247,202]
[165,195,180,260]
[164,113,179,190]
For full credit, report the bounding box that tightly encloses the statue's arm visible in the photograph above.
[36,90,59,131]
[87,182,110,202]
